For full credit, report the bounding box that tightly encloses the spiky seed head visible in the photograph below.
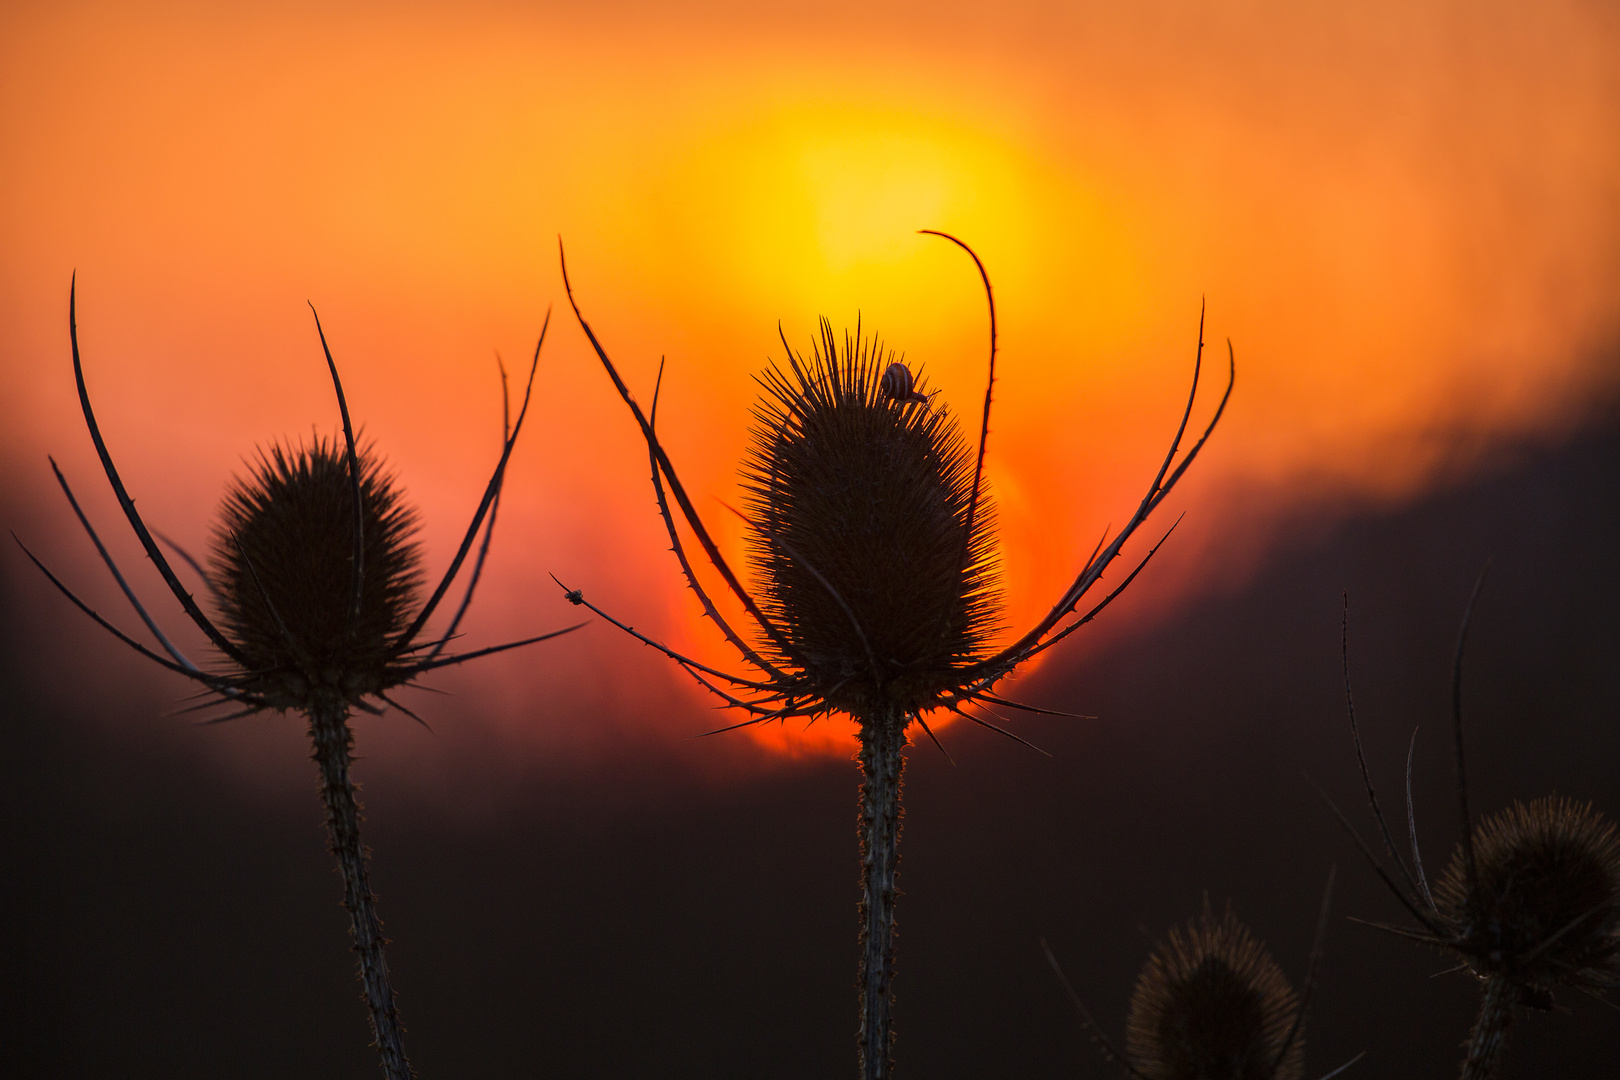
[210,436,423,709]
[1126,906,1304,1080]
[740,321,1001,719]
[1433,796,1620,998]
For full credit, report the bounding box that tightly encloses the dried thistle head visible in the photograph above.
[21,283,573,725]
[1044,874,1348,1080]
[1432,796,1620,1001]
[1126,906,1305,1080]
[1333,577,1620,1019]
[22,285,575,1080]
[740,320,1000,718]
[211,437,424,709]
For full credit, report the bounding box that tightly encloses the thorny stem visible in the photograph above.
[1462,975,1514,1080]
[309,697,413,1080]
[858,705,906,1080]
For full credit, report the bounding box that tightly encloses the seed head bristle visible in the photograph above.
[1126,905,1304,1080]
[1433,796,1620,996]
[211,435,423,707]
[740,319,1002,718]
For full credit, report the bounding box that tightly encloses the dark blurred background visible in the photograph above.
[4,408,1618,1078]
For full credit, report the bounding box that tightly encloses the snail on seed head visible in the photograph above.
[741,321,999,719]
[880,361,930,407]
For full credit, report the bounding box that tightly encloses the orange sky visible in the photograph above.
[3,0,1618,766]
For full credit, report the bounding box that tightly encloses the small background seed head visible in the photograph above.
[740,320,1001,718]
[1433,796,1620,998]
[1125,905,1304,1080]
[210,436,423,709]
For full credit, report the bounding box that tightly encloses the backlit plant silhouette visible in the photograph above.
[1043,878,1365,1080]
[1327,578,1620,1079]
[555,234,1232,1079]
[16,281,578,1080]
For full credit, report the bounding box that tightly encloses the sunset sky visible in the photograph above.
[3,0,1617,762]
[5,3,1620,1077]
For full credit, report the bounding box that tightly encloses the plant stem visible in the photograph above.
[857,705,907,1080]
[1461,974,1515,1080]
[309,696,413,1080]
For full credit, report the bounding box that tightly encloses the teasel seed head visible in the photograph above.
[210,436,424,709]
[1432,795,1620,1002]
[740,320,1002,719]
[1126,905,1305,1080]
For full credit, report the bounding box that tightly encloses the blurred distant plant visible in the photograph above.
[1043,882,1363,1080]
[1325,577,1620,1079]
[15,281,578,1080]
[556,234,1231,1078]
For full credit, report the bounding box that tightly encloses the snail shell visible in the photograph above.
[880,362,930,406]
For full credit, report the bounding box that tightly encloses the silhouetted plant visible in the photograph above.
[1044,877,1363,1080]
[555,233,1231,1079]
[15,281,579,1080]
[1128,906,1306,1080]
[1325,576,1620,1079]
